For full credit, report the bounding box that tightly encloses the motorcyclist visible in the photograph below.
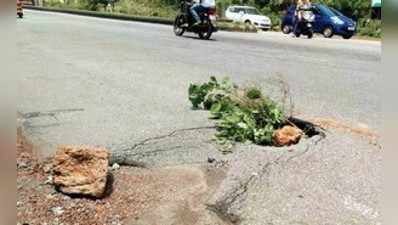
[293,0,312,35]
[190,0,216,26]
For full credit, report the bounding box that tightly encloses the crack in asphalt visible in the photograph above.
[284,131,326,164]
[209,154,285,224]
[19,108,84,119]
[110,125,217,166]
[209,134,326,224]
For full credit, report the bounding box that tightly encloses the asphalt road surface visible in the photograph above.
[17,10,381,225]
[18,10,380,154]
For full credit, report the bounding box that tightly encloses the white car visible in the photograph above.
[225,5,272,30]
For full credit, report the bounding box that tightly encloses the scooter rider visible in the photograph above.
[190,0,216,26]
[293,0,312,35]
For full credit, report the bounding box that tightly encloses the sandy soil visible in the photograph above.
[17,130,229,225]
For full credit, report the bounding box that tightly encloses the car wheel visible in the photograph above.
[282,24,291,34]
[342,34,353,39]
[323,26,334,38]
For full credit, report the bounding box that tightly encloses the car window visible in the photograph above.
[317,4,336,17]
[329,7,344,17]
[312,6,321,15]
[236,7,244,13]
[245,8,260,15]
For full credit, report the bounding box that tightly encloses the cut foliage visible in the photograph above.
[188,77,294,149]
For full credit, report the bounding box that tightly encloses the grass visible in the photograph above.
[43,0,178,18]
[111,0,177,18]
[356,18,381,38]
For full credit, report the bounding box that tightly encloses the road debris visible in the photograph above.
[110,163,121,171]
[272,125,303,147]
[52,145,110,198]
[17,131,230,225]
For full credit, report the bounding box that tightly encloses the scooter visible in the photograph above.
[173,0,217,40]
[17,0,23,18]
[294,9,315,39]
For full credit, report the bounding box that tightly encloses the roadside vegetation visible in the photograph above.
[217,0,380,37]
[188,77,309,151]
[42,0,380,38]
[43,0,178,17]
[356,18,381,38]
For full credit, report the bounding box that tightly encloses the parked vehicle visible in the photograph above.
[281,3,357,39]
[225,5,271,30]
[293,7,315,38]
[174,0,217,40]
[371,0,381,20]
[17,0,23,18]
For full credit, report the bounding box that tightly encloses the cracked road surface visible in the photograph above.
[208,132,380,225]
[18,10,381,225]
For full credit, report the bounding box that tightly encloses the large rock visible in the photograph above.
[52,145,109,198]
[272,125,303,147]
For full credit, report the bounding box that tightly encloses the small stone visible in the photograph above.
[207,157,215,163]
[110,163,120,171]
[51,206,64,216]
[44,175,53,185]
[43,164,52,173]
[46,194,56,200]
[52,145,109,198]
[272,125,303,147]
[17,161,29,169]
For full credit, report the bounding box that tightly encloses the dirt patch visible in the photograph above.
[17,131,229,225]
[309,117,379,146]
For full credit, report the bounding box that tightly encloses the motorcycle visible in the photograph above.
[294,9,315,39]
[173,0,217,40]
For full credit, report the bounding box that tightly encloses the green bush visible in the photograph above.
[112,0,177,18]
[188,76,286,148]
[316,0,370,20]
[42,0,380,38]
[43,0,178,18]
[357,18,381,38]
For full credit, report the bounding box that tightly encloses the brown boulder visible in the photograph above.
[52,145,109,198]
[272,125,303,147]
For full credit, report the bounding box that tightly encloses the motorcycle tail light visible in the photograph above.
[208,7,217,15]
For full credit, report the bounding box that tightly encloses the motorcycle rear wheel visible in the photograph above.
[173,15,185,36]
[198,25,213,40]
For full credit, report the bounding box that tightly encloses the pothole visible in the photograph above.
[287,117,322,137]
